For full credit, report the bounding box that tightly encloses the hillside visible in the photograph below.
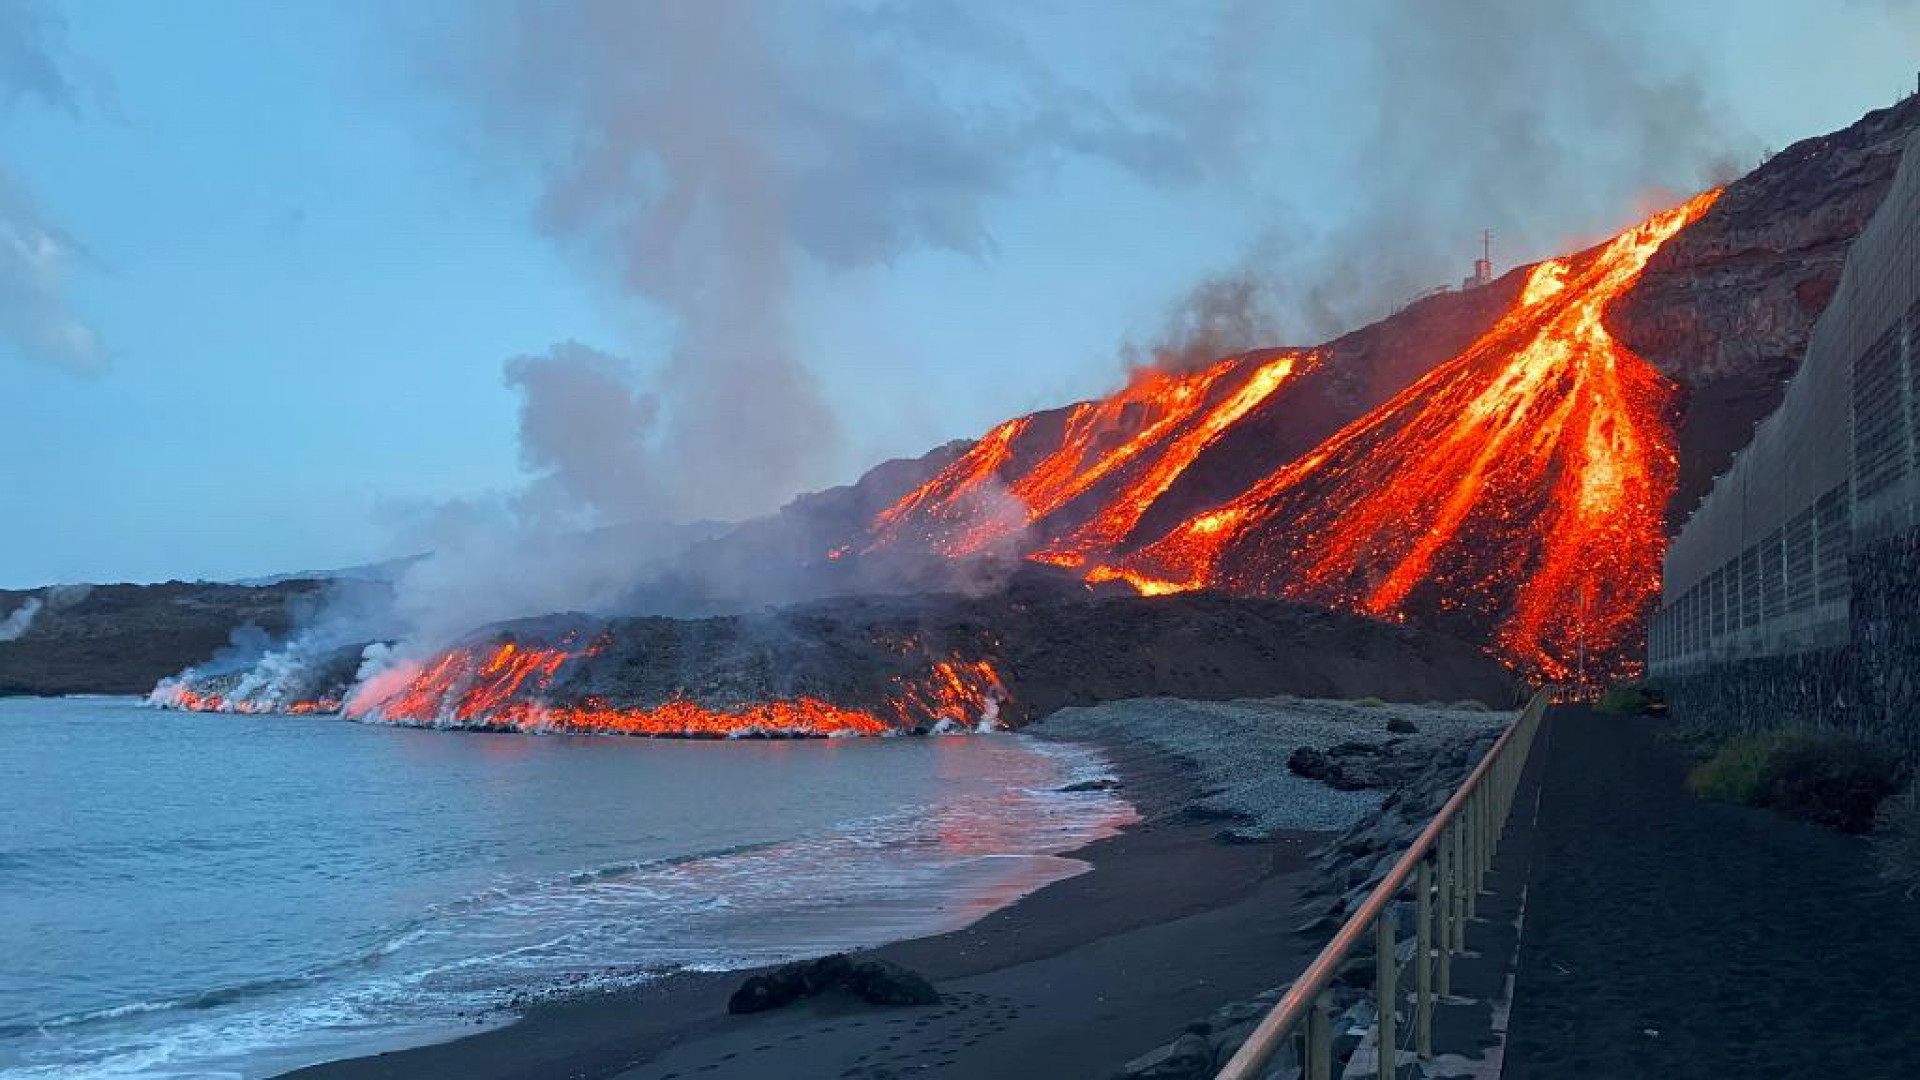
[699,96,1920,686]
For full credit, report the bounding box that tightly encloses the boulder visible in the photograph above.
[843,959,940,1007]
[1116,1031,1215,1079]
[727,953,936,1014]
[799,953,852,994]
[1287,746,1331,780]
[728,971,803,1014]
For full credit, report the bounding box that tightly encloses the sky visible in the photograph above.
[1,0,1916,589]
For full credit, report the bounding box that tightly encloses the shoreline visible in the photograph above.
[278,726,1327,1080]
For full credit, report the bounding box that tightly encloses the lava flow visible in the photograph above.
[344,639,1009,737]
[1100,189,1723,685]
[1035,351,1308,567]
[868,351,1306,559]
[149,678,341,715]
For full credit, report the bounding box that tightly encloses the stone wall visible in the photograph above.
[1656,526,1920,762]
[1849,527,1920,760]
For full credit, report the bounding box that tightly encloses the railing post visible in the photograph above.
[1415,858,1433,1059]
[1436,826,1453,996]
[1308,994,1332,1080]
[1465,790,1480,918]
[1451,817,1467,945]
[1207,689,1549,1080]
[1376,906,1397,1079]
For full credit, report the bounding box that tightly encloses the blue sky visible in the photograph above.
[2,0,1917,588]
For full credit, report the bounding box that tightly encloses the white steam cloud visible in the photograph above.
[327,0,1264,659]
[0,0,107,374]
[0,582,89,641]
[431,0,1253,527]
[0,597,40,640]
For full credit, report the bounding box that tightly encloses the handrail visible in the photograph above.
[1215,687,1553,1080]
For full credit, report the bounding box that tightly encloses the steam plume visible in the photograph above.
[1210,0,1752,344]
[329,0,1262,658]
[0,597,39,640]
[433,0,1251,528]
[0,0,106,374]
[0,581,85,642]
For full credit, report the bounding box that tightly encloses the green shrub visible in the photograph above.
[1595,683,1657,715]
[1352,696,1385,708]
[1760,736,1902,834]
[1686,733,1796,804]
[1450,699,1491,712]
[1688,731,1902,833]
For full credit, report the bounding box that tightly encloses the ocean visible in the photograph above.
[0,697,1134,1079]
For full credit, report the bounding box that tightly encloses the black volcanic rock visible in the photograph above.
[726,954,936,1014]
[0,580,326,697]
[369,583,1516,735]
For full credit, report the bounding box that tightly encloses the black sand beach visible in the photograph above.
[281,732,1327,1080]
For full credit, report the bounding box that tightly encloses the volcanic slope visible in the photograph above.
[773,97,1920,687]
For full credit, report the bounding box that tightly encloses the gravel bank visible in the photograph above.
[1036,695,1511,833]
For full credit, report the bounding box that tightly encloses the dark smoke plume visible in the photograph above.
[1218,0,1753,345]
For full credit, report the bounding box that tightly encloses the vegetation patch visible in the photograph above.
[1686,733,1798,805]
[1687,731,1903,833]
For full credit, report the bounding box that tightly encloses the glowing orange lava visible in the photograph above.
[1102,189,1723,685]
[344,640,1009,737]
[868,352,1305,559]
[1036,351,1308,567]
[151,681,342,715]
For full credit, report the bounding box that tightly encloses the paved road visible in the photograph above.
[1504,707,1920,1077]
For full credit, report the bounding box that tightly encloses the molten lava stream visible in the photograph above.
[1034,350,1308,567]
[1099,189,1723,686]
[864,356,1269,558]
[150,680,341,715]
[345,640,1011,737]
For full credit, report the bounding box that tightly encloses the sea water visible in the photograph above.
[0,697,1133,1079]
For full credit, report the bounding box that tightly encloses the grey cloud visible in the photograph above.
[0,0,106,374]
[0,175,106,374]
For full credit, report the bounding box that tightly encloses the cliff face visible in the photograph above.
[1617,95,1920,526]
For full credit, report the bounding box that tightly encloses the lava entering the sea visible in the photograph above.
[148,677,341,715]
[342,638,1010,738]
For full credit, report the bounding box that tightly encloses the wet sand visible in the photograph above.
[281,738,1325,1080]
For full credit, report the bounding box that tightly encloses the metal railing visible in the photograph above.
[1215,687,1552,1080]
